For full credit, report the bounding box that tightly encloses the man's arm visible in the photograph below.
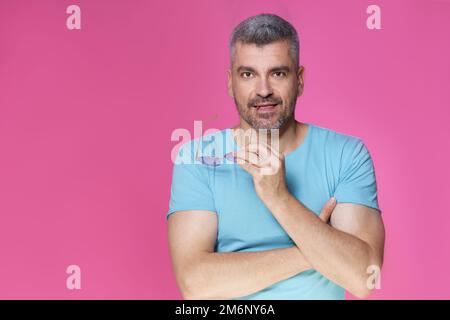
[266,198,385,298]
[167,210,309,300]
[234,142,385,299]
[167,201,335,300]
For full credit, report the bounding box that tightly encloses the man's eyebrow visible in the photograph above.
[235,65,291,73]
[268,65,291,73]
[236,66,256,73]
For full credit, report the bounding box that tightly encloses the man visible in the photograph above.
[167,13,385,300]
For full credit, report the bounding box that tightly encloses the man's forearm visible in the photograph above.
[181,246,311,300]
[266,194,376,298]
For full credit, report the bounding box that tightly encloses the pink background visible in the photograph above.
[0,0,449,299]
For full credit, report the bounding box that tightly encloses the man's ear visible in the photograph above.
[227,69,234,98]
[297,65,305,96]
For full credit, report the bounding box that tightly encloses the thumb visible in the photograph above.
[319,197,337,223]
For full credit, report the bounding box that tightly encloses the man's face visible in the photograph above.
[227,39,304,130]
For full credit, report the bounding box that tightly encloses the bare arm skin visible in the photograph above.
[235,142,386,299]
[267,197,385,299]
[167,201,335,300]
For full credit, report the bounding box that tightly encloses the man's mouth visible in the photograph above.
[253,103,279,112]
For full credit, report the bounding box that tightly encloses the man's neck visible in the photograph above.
[232,118,308,156]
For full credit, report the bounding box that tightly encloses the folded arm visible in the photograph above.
[266,197,385,298]
[167,201,336,300]
[167,210,310,299]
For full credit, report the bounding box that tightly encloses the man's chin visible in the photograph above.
[250,120,282,130]
[240,109,290,130]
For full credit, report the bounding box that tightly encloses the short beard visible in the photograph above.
[234,96,296,130]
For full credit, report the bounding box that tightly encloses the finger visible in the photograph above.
[240,162,260,176]
[319,197,337,222]
[252,142,283,174]
[241,136,277,155]
[234,156,260,176]
[256,140,281,159]
[234,150,262,167]
[245,143,270,164]
[240,143,283,175]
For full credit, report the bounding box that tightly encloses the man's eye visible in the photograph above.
[273,71,286,78]
[241,72,253,78]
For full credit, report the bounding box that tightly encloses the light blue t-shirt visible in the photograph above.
[167,123,380,300]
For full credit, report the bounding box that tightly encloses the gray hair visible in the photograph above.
[229,13,300,68]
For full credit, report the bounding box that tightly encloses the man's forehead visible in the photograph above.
[233,40,293,68]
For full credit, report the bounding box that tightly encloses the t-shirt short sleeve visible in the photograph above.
[333,138,381,213]
[167,141,216,219]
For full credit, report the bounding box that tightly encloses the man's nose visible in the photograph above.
[256,77,273,98]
